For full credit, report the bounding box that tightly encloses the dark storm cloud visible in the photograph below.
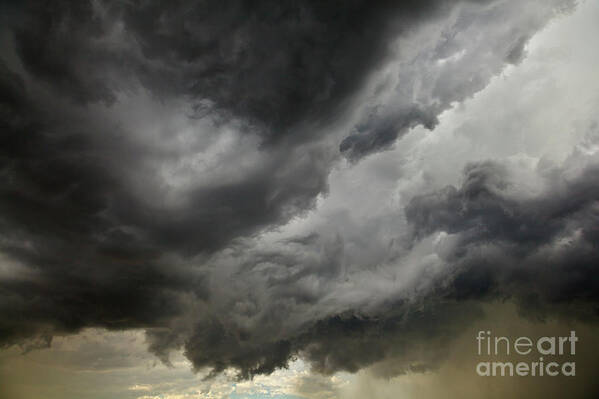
[190,156,599,378]
[0,0,463,347]
[1,0,483,266]
[297,300,485,376]
[14,0,562,152]
[155,154,599,379]
[0,64,204,339]
[150,294,486,379]
[405,158,599,312]
[12,0,460,141]
[0,0,591,383]
[0,56,326,347]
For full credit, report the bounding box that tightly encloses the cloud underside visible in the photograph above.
[2,0,598,382]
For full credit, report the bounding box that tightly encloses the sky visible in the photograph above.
[1,0,599,398]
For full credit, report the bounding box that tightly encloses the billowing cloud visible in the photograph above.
[405,152,599,314]
[1,0,598,393]
[339,0,574,160]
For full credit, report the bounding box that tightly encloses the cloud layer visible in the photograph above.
[1,0,598,387]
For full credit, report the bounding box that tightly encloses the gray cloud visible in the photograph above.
[1,0,595,386]
[12,0,461,140]
[340,0,574,160]
[405,155,599,312]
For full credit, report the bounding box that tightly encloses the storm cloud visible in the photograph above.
[1,0,598,389]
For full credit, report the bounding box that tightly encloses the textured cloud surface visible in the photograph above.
[1,0,599,393]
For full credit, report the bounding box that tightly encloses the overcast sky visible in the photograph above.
[1,0,599,398]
